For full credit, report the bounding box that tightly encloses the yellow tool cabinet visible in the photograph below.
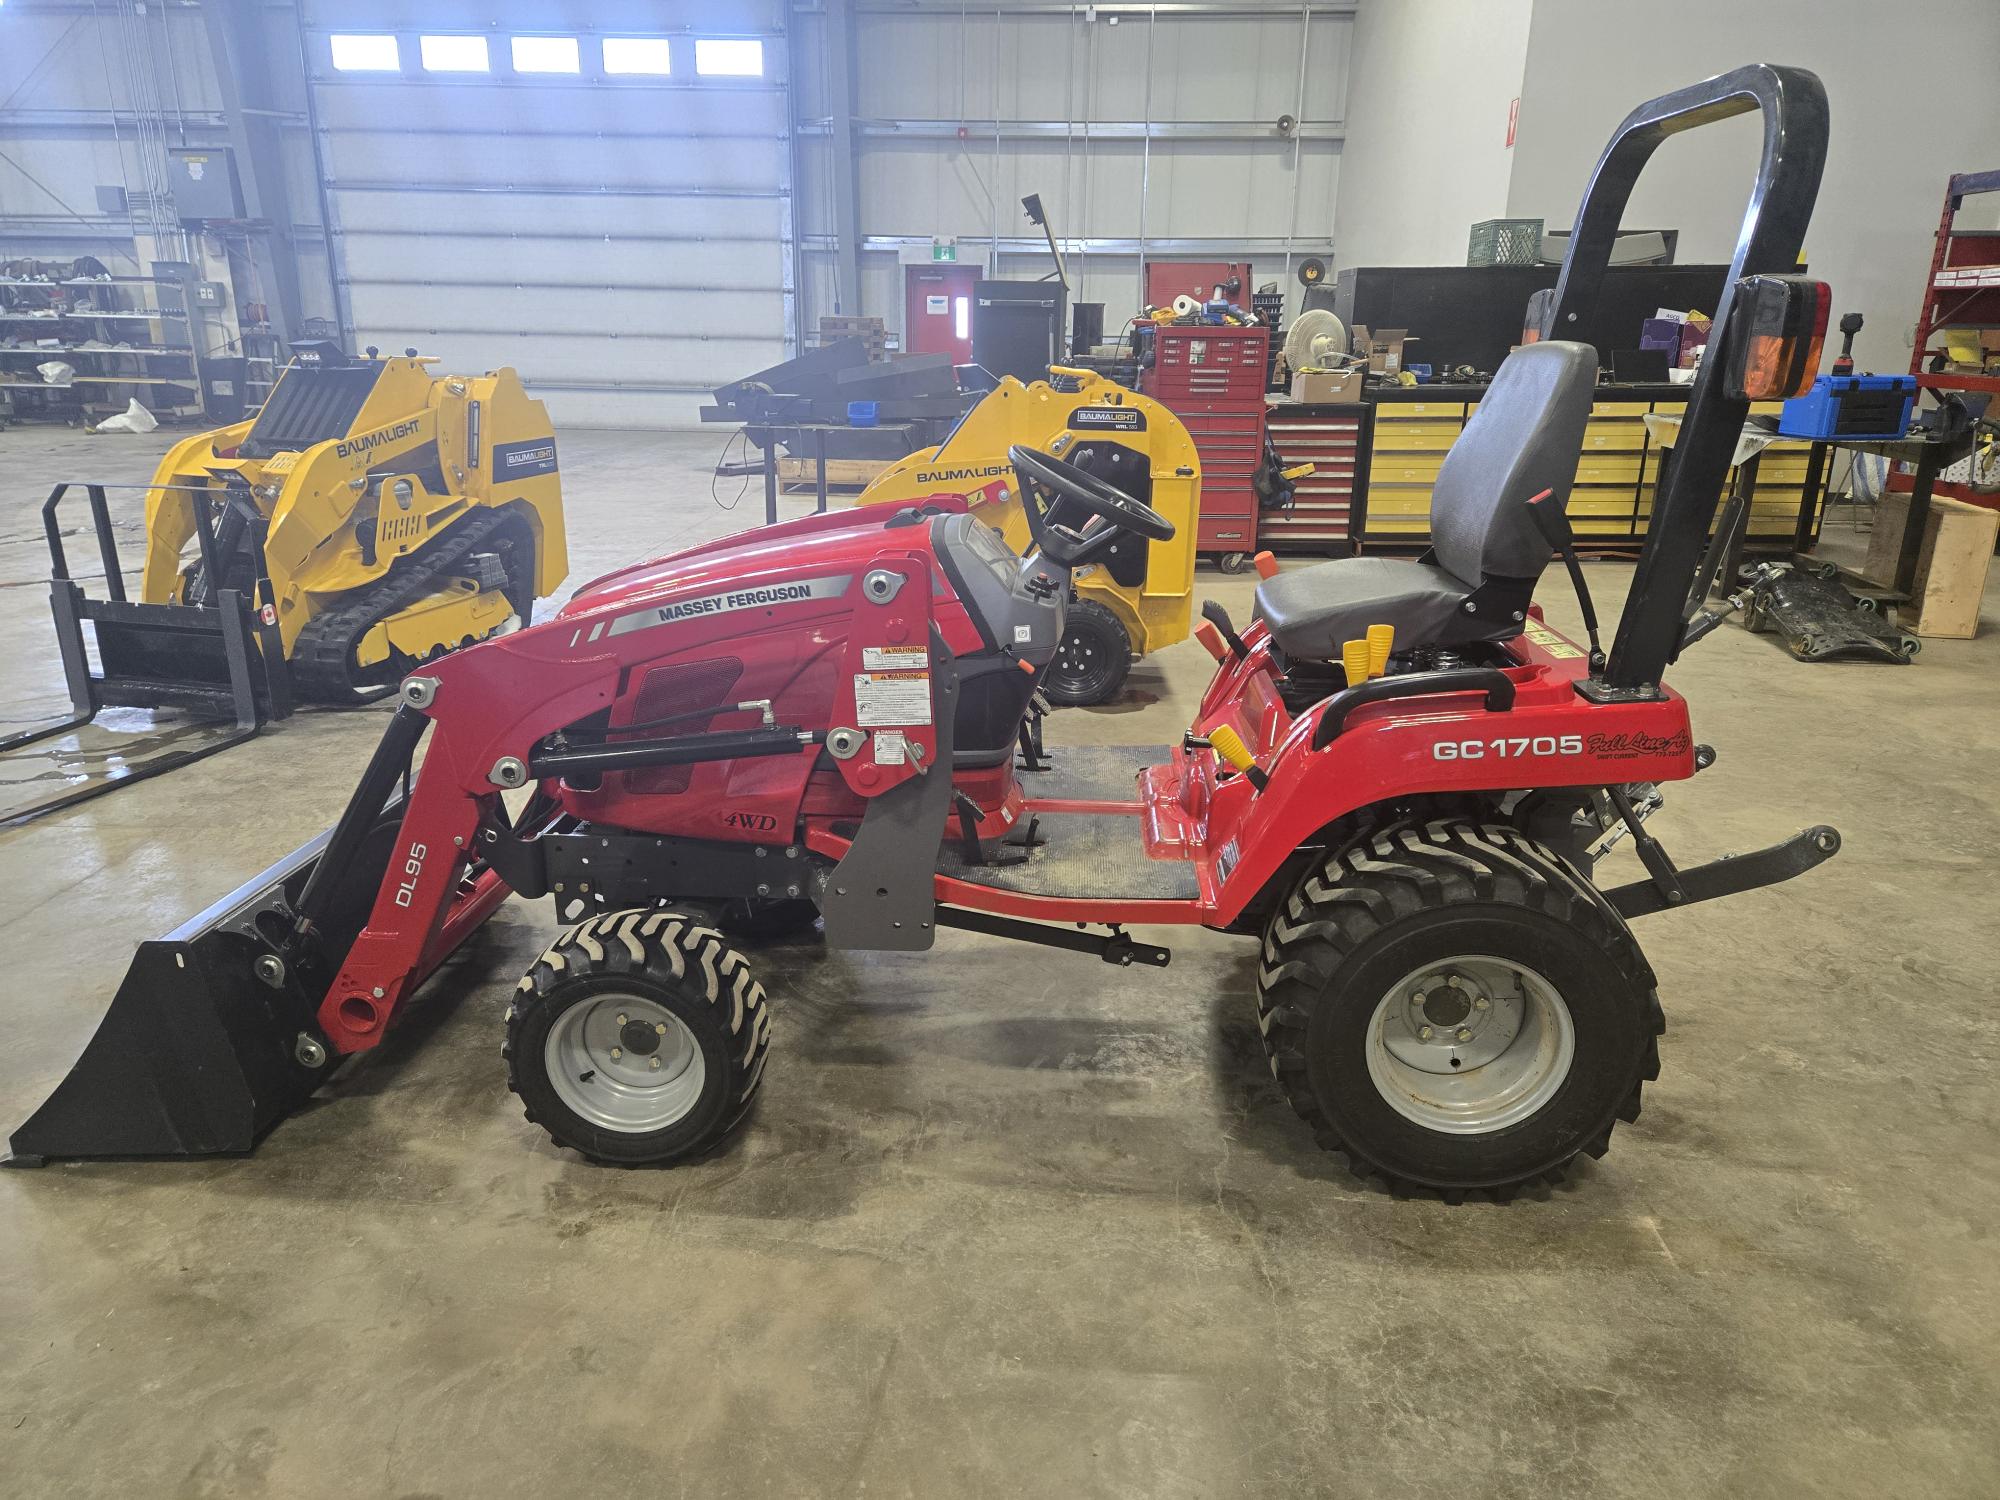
[1359,389,1814,548]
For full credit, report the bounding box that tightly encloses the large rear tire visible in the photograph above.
[1255,820,1664,1201]
[505,909,771,1166]
[1043,597,1133,706]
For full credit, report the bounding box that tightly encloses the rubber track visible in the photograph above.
[1254,818,1666,1203]
[289,509,531,704]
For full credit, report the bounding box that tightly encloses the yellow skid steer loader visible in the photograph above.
[859,368,1200,704]
[0,342,567,826]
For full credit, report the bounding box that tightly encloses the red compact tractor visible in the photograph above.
[9,67,1844,1199]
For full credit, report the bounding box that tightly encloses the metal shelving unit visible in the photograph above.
[0,273,204,424]
[1910,170,2000,406]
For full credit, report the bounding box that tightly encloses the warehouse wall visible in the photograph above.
[793,2,1355,349]
[1507,0,2000,375]
[1329,0,1530,268]
[0,1,333,317]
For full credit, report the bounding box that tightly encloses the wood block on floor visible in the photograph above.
[1909,494,1999,638]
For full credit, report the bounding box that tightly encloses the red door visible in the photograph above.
[904,264,979,363]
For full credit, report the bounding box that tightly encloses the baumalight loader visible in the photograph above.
[12,67,1850,1201]
[0,342,567,824]
[856,367,1203,706]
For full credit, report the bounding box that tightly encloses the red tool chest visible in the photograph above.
[1259,403,1372,555]
[1145,324,1271,404]
[1139,324,1271,566]
[1177,409,1264,557]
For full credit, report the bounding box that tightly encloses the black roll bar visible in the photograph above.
[1540,64,1829,697]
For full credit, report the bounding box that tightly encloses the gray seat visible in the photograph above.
[1254,341,1599,660]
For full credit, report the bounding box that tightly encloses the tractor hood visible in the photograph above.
[559,497,963,620]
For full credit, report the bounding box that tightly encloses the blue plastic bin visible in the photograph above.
[1778,374,1916,441]
[847,401,879,427]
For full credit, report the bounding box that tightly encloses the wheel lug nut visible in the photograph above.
[610,1047,623,1060]
[655,1023,666,1035]
[1446,975,1466,992]
[1473,996,1489,1011]
[1417,1025,1434,1041]
[1456,1027,1473,1042]
[616,1014,628,1025]
[649,1057,662,1070]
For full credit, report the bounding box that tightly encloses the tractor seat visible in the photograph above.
[1255,341,1598,660]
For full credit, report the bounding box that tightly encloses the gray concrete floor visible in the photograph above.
[0,423,1996,1499]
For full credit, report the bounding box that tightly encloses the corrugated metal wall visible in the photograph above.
[4,1,1352,425]
[300,0,793,428]
[794,1,1352,347]
[0,1,328,309]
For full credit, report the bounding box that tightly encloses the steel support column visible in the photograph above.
[198,0,308,339]
[823,0,863,315]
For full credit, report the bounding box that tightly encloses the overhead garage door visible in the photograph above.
[301,1,794,428]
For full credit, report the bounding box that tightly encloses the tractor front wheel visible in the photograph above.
[505,909,772,1166]
[1043,598,1133,706]
[1256,820,1663,1201]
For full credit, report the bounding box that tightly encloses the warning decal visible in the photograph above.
[1523,620,1585,659]
[874,729,908,765]
[862,644,928,672]
[853,672,932,727]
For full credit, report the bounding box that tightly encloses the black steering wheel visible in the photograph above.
[1008,444,1175,570]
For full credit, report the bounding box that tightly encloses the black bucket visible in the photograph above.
[6,833,339,1165]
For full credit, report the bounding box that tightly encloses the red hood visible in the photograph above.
[559,496,962,620]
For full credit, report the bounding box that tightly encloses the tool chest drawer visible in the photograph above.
[1265,402,1370,549]
[1141,325,1272,405]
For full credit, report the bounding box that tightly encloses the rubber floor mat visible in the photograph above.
[1016,743,1168,805]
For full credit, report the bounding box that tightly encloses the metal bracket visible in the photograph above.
[820,625,959,952]
[1603,825,1840,919]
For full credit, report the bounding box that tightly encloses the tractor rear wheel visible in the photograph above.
[505,909,771,1166]
[1255,819,1663,1201]
[1044,598,1132,706]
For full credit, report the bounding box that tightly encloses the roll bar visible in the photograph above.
[1540,64,1829,698]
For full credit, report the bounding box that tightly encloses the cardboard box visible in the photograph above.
[1351,324,1412,376]
[1291,369,1361,403]
[1676,315,1712,369]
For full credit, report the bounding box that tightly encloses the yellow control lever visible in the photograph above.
[1207,725,1268,791]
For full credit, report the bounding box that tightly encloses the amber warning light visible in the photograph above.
[1725,275,1830,401]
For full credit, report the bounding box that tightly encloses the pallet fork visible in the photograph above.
[0,482,292,828]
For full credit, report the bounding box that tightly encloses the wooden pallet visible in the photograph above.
[776,455,895,493]
[811,314,889,360]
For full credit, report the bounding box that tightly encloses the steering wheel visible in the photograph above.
[1008,444,1175,570]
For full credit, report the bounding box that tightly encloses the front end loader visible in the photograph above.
[0,343,568,826]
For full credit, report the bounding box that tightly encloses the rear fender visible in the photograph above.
[1206,677,1696,926]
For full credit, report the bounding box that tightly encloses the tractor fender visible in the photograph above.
[1206,682,1697,926]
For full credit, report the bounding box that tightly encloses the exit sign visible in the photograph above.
[932,242,957,262]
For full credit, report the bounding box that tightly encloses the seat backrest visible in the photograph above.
[1430,340,1598,584]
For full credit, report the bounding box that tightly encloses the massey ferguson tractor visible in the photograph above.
[9,66,1845,1201]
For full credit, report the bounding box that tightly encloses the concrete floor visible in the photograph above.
[1,422,1996,1499]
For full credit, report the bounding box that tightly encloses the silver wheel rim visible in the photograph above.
[1364,955,1575,1135]
[544,993,706,1133]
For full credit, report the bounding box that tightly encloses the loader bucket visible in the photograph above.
[6,833,338,1166]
